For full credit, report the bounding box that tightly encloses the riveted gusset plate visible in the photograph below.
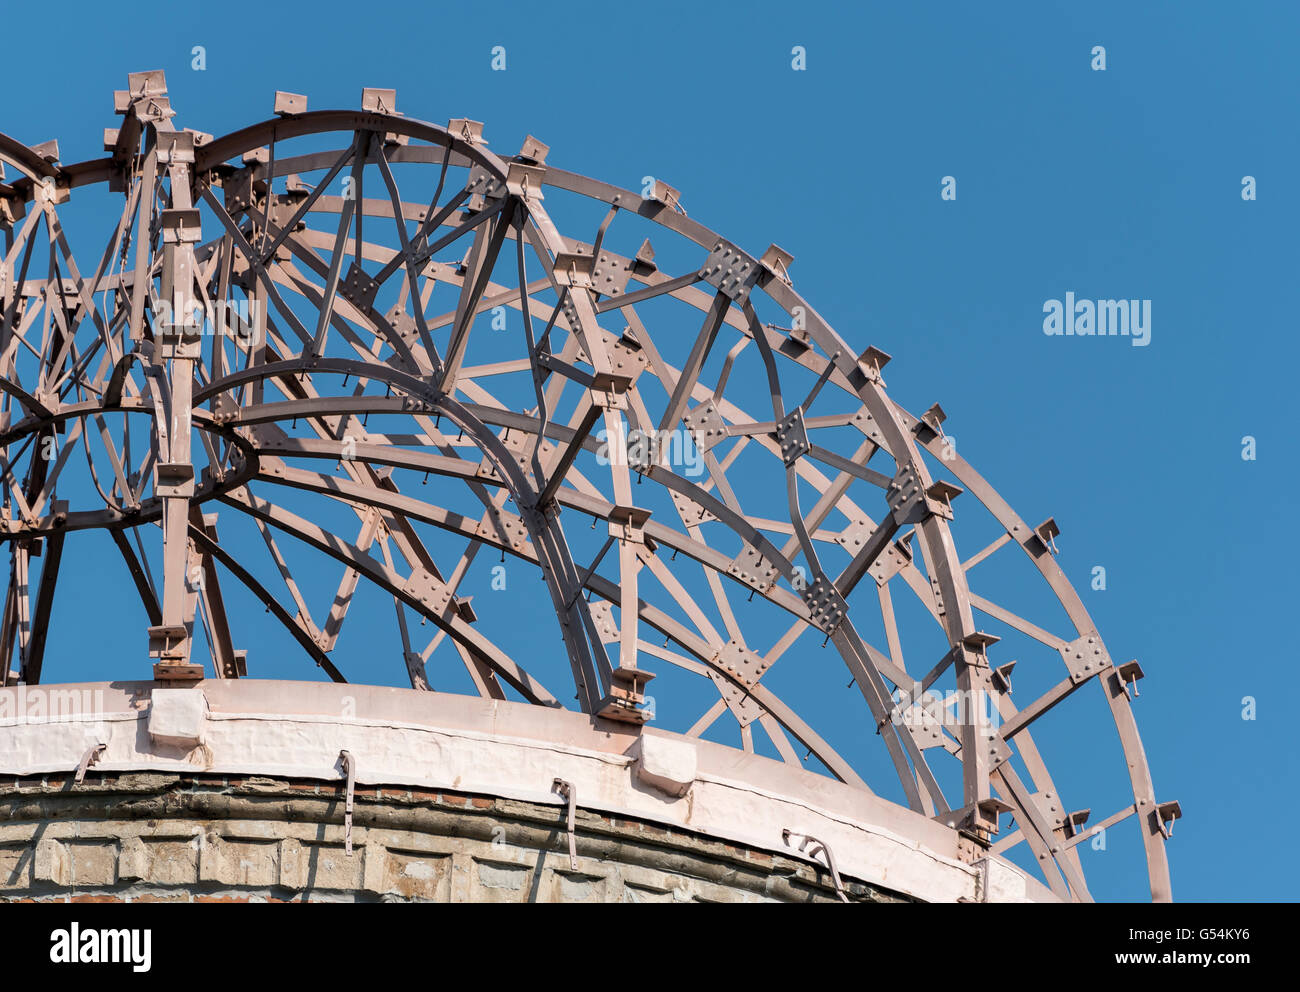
[709,669,762,728]
[727,543,780,593]
[801,574,849,635]
[1059,633,1113,685]
[587,599,619,644]
[698,239,759,303]
[715,638,770,689]
[683,397,727,452]
[670,489,717,528]
[775,407,810,466]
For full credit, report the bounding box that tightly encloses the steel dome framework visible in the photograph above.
[0,72,1177,902]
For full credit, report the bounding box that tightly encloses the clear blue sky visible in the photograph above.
[2,1,1293,902]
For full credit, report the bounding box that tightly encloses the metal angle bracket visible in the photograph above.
[154,462,195,499]
[759,244,794,285]
[991,659,1017,694]
[448,118,486,145]
[924,481,963,520]
[775,407,810,466]
[361,88,399,115]
[274,91,308,116]
[505,162,546,201]
[156,130,195,166]
[608,505,653,546]
[551,249,595,290]
[698,240,759,303]
[866,530,914,586]
[1063,808,1092,838]
[1155,800,1182,839]
[915,403,947,438]
[159,208,201,245]
[856,346,891,386]
[517,135,550,164]
[597,664,656,725]
[643,178,683,213]
[1115,659,1146,700]
[961,630,1000,670]
[1028,517,1061,556]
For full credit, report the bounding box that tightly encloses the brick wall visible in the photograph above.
[0,772,910,903]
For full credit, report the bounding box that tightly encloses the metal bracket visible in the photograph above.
[596,665,656,724]
[1029,517,1061,556]
[837,522,913,585]
[759,244,794,285]
[916,403,947,438]
[1156,800,1182,839]
[339,750,356,856]
[1064,808,1092,838]
[552,778,578,871]
[273,91,307,116]
[781,829,849,903]
[856,346,891,385]
[1116,659,1145,699]
[74,743,107,785]
[961,631,1000,670]
[643,178,683,213]
[505,162,546,201]
[991,659,1017,694]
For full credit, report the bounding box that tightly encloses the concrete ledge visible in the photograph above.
[0,681,1056,903]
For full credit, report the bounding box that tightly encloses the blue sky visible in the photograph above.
[1,1,1294,902]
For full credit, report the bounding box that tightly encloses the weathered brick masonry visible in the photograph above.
[0,772,909,903]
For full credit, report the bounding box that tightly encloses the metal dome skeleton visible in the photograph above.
[0,72,1177,902]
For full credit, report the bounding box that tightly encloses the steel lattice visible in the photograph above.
[0,73,1177,901]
